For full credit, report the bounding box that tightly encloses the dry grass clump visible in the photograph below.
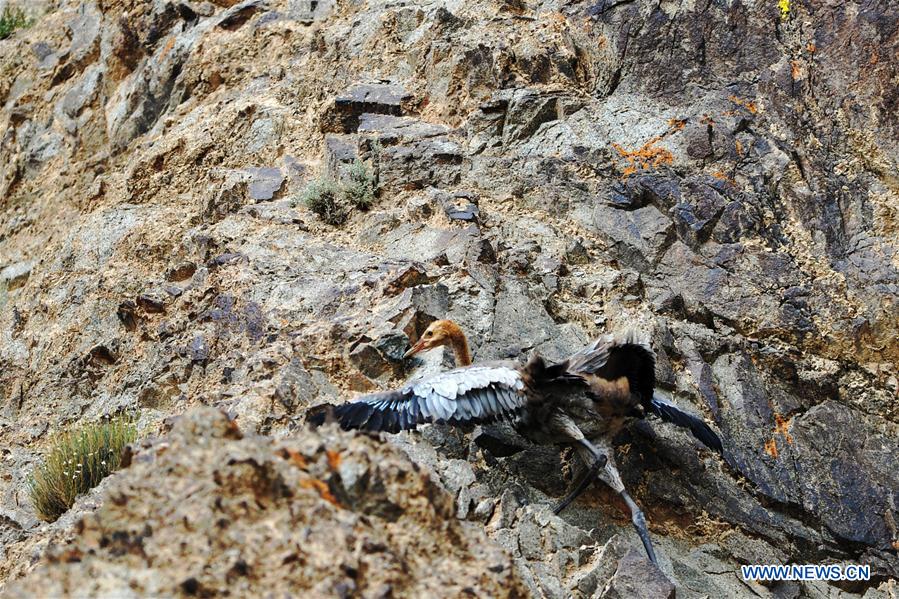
[298,160,377,225]
[342,159,376,210]
[300,178,348,226]
[29,414,138,522]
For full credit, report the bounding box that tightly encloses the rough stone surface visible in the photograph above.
[322,82,415,133]
[1,408,525,598]
[0,0,898,597]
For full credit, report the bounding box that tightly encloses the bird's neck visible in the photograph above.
[449,333,472,366]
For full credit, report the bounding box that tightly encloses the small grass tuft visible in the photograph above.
[342,159,376,211]
[0,6,31,41]
[299,178,349,226]
[297,160,378,225]
[29,414,138,522]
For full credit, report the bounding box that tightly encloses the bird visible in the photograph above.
[311,319,723,564]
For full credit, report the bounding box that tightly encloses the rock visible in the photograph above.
[324,134,359,179]
[287,0,334,23]
[358,114,463,191]
[55,65,102,134]
[187,335,209,363]
[670,181,727,248]
[348,338,395,379]
[322,83,414,133]
[166,262,197,282]
[243,167,285,202]
[599,550,674,599]
[406,194,435,220]
[372,331,409,362]
[136,292,166,313]
[564,240,589,265]
[474,498,496,522]
[791,402,899,549]
[592,203,674,270]
[116,300,138,331]
[0,261,33,291]
[468,88,585,149]
[2,408,525,597]
[381,264,431,296]
[429,188,481,223]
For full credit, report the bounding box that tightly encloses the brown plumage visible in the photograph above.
[402,319,472,366]
[311,321,723,564]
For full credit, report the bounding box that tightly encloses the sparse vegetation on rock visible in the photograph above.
[0,6,30,40]
[298,178,348,226]
[298,161,377,225]
[342,159,376,210]
[28,415,137,522]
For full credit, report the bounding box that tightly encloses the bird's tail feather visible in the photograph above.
[650,395,723,453]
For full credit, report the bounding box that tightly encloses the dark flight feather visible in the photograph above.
[649,395,723,453]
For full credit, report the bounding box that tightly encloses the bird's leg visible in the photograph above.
[553,439,607,514]
[596,451,658,565]
[619,486,657,565]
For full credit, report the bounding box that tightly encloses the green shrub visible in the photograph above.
[299,178,349,226]
[0,6,31,40]
[29,414,138,522]
[297,161,377,225]
[342,159,376,210]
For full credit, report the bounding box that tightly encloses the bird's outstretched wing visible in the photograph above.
[649,395,723,454]
[311,365,528,433]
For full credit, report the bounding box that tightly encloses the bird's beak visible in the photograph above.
[403,338,428,359]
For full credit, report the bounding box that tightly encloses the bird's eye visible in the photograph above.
[424,331,432,338]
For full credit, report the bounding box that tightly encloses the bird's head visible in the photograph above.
[403,319,464,359]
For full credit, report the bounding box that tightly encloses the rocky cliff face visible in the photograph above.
[0,0,897,597]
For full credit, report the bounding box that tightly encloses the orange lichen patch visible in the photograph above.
[278,448,309,469]
[612,129,675,180]
[791,60,802,81]
[806,42,816,53]
[764,438,779,458]
[300,478,341,507]
[160,36,176,60]
[728,95,758,114]
[611,117,686,178]
[712,171,735,185]
[892,539,899,551]
[773,414,794,445]
[326,449,342,470]
[700,114,716,125]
